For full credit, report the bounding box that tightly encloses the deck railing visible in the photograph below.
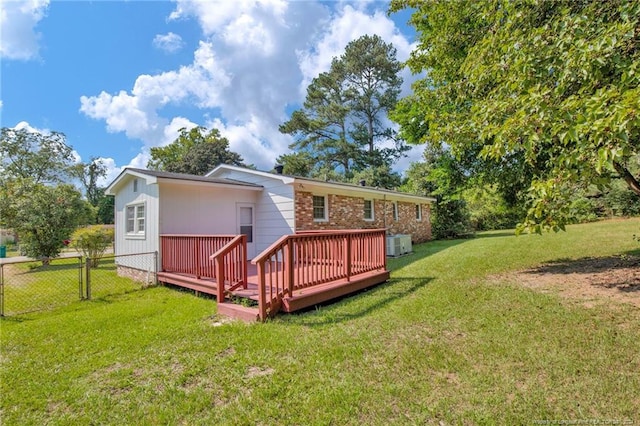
[252,229,387,320]
[160,235,236,279]
[209,235,248,302]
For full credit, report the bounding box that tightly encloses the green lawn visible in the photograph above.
[1,218,639,425]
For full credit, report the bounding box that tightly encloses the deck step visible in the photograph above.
[217,302,260,322]
[282,270,390,312]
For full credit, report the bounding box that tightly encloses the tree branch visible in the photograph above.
[613,160,640,196]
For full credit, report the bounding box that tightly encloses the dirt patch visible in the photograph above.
[244,366,275,379]
[498,255,640,308]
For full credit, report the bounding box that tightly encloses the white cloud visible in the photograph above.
[153,32,185,53]
[0,0,49,60]
[0,100,3,109]
[297,5,416,97]
[207,115,291,168]
[81,1,416,173]
[80,41,229,145]
[12,120,48,134]
[97,157,123,187]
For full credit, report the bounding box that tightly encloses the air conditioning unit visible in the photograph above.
[386,234,412,257]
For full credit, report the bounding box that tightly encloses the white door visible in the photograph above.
[237,203,255,258]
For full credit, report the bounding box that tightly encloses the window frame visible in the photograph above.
[363,199,374,221]
[392,202,399,221]
[125,202,146,238]
[416,204,422,221]
[312,195,328,222]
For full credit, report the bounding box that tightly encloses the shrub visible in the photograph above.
[71,225,114,267]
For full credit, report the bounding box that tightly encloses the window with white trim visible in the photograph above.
[133,178,138,192]
[392,202,399,221]
[364,199,374,221]
[312,195,327,221]
[126,203,145,235]
[416,204,422,221]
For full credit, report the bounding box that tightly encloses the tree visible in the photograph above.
[1,181,94,261]
[351,165,402,189]
[401,145,472,238]
[390,0,640,232]
[147,126,245,175]
[0,127,76,184]
[71,157,107,207]
[275,152,315,176]
[281,35,408,186]
[95,189,115,224]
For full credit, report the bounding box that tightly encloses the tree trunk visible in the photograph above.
[613,161,640,196]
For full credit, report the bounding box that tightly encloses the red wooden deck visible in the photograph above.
[158,230,389,321]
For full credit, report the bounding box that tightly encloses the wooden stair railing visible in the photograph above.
[161,235,236,279]
[210,235,248,303]
[252,229,387,320]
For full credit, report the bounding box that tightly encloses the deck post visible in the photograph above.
[215,258,225,302]
[344,233,352,281]
[195,238,201,279]
[242,236,248,289]
[257,261,267,320]
[286,239,294,296]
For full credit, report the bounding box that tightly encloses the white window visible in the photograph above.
[133,178,138,193]
[126,203,145,236]
[393,202,399,221]
[312,195,327,221]
[364,199,374,221]
[416,204,422,221]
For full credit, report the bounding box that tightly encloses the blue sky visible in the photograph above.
[1,0,421,185]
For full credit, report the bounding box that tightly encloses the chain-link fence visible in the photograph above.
[0,252,157,316]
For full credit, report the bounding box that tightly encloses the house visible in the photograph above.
[106,164,435,259]
[105,164,435,320]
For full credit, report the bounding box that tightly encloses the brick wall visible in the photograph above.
[117,265,156,286]
[294,191,432,243]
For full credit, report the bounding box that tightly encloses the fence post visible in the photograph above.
[0,264,4,317]
[154,251,159,285]
[78,256,84,300]
[85,257,92,300]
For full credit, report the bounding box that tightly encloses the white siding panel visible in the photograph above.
[114,176,160,270]
[215,170,295,253]
[159,183,258,235]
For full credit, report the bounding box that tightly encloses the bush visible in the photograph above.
[71,225,114,267]
[432,198,474,239]
[462,186,522,231]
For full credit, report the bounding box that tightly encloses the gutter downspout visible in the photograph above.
[383,194,387,234]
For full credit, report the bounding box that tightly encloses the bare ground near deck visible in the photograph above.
[490,254,640,309]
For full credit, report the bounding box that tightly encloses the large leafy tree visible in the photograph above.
[281,34,408,186]
[1,181,94,261]
[0,127,76,184]
[147,126,245,175]
[390,0,640,232]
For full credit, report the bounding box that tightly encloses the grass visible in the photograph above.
[1,218,639,424]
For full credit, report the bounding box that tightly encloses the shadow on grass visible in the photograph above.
[386,235,474,274]
[474,230,517,239]
[286,276,433,326]
[524,253,640,293]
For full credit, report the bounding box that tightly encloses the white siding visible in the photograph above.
[214,170,295,253]
[114,176,160,268]
[158,183,258,234]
